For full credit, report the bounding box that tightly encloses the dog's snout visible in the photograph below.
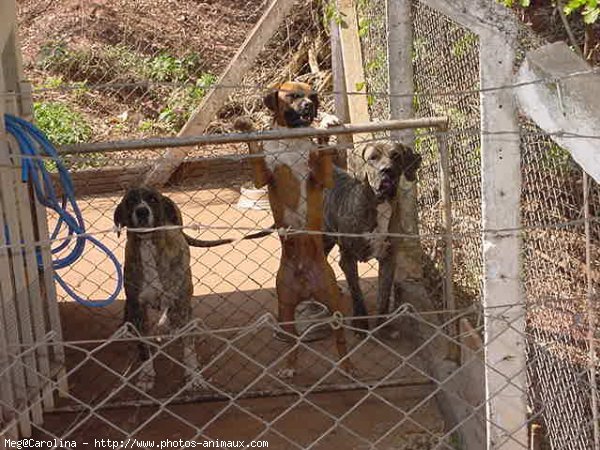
[299,99,313,113]
[381,166,394,177]
[135,207,150,220]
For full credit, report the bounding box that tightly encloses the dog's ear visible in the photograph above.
[114,200,128,237]
[263,88,279,112]
[406,153,422,182]
[309,91,320,113]
[161,194,183,226]
[393,143,422,182]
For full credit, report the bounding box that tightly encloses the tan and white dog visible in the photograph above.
[236,81,353,377]
[114,186,233,391]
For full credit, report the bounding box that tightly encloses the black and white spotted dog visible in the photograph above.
[114,186,233,391]
[323,142,422,329]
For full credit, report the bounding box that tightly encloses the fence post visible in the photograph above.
[387,0,414,144]
[0,4,37,436]
[386,0,430,312]
[386,2,480,446]
[330,17,352,168]
[337,0,373,180]
[479,30,528,449]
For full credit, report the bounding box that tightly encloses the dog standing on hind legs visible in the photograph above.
[235,81,354,377]
[114,186,235,391]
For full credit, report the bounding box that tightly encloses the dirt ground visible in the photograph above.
[17,0,265,74]
[34,186,447,448]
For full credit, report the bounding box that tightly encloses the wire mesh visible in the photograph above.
[354,0,600,447]
[3,0,600,448]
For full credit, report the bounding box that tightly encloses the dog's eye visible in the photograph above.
[148,196,158,204]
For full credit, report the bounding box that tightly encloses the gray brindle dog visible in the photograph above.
[322,142,422,329]
[114,186,233,391]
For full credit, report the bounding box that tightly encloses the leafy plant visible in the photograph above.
[358,17,371,37]
[499,0,600,24]
[542,142,574,171]
[33,102,103,170]
[451,34,478,58]
[412,38,427,63]
[37,40,70,70]
[366,50,386,73]
[500,0,530,6]
[146,52,203,82]
[565,0,600,23]
[195,73,218,96]
[323,0,346,27]
[157,72,217,131]
[33,102,92,146]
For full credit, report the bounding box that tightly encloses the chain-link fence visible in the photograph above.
[357,0,600,448]
[2,0,600,448]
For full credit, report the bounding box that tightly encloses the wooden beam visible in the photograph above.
[0,0,16,52]
[337,0,372,178]
[330,17,352,168]
[1,14,44,435]
[0,50,21,441]
[144,0,296,186]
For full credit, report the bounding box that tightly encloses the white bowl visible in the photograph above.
[236,186,270,210]
[273,301,332,342]
[295,301,331,341]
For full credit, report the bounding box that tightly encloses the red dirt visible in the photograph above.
[31,187,447,446]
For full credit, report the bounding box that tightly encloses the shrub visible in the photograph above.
[33,102,92,145]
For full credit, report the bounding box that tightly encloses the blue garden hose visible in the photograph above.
[4,114,122,307]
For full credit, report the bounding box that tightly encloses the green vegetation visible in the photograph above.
[542,142,574,171]
[146,52,204,83]
[33,101,102,171]
[36,40,217,135]
[448,433,464,450]
[565,0,600,23]
[451,34,478,58]
[38,41,209,86]
[366,49,386,73]
[500,0,600,24]
[33,102,92,146]
[412,38,427,63]
[157,73,217,131]
[323,0,346,27]
[499,0,531,7]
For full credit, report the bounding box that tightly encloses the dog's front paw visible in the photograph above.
[276,367,296,379]
[233,116,255,132]
[136,363,156,392]
[185,370,206,391]
[352,317,370,335]
[319,113,342,129]
[136,377,154,392]
[341,360,358,378]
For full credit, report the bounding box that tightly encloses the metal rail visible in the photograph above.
[58,117,449,155]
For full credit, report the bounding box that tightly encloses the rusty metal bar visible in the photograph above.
[58,117,449,155]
